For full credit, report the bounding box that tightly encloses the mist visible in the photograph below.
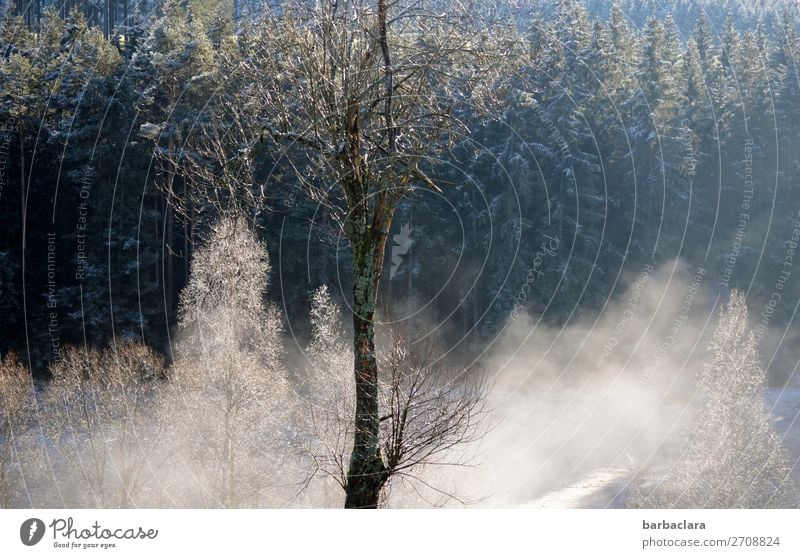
[464,261,798,507]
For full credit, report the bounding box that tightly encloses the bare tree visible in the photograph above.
[304,286,488,506]
[630,290,797,508]
[250,0,513,508]
[149,0,518,507]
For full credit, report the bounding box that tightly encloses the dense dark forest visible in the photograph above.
[3,0,800,508]
[3,0,800,372]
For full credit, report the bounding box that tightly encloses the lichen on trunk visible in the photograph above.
[344,207,392,508]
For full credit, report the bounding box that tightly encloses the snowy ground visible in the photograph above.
[519,467,631,508]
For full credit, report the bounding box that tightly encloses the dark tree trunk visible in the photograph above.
[343,194,394,508]
[345,295,386,508]
[343,0,399,507]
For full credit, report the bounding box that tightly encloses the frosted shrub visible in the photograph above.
[43,341,166,507]
[0,352,38,507]
[305,285,354,405]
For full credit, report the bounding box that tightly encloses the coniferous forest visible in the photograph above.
[3,0,800,509]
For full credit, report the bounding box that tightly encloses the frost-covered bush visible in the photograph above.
[43,341,166,507]
[631,290,797,508]
[0,352,38,507]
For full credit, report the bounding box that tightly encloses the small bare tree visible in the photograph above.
[377,330,488,505]
[630,290,797,508]
[304,286,488,507]
[167,215,297,507]
[301,285,355,505]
